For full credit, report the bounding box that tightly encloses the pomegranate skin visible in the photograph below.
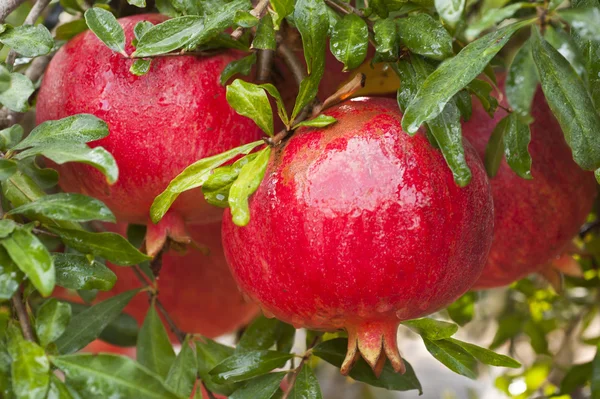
[35,14,263,225]
[464,79,596,289]
[222,97,494,375]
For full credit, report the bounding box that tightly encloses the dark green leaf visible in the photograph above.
[133,16,203,56]
[330,14,368,70]
[137,304,176,377]
[36,298,72,348]
[593,346,600,398]
[293,115,337,129]
[435,0,465,28]
[1,227,54,297]
[130,59,151,76]
[7,193,115,222]
[401,18,536,134]
[531,26,600,170]
[270,0,294,27]
[373,18,398,62]
[67,301,138,347]
[196,338,239,395]
[397,14,453,60]
[53,253,116,291]
[55,289,140,354]
[0,24,54,56]
[545,25,587,79]
[51,354,181,399]
[312,338,422,393]
[0,159,17,181]
[15,143,118,184]
[235,10,259,28]
[523,320,549,355]
[151,140,263,223]
[220,53,256,86]
[402,318,458,340]
[484,114,509,178]
[0,246,22,300]
[422,338,478,379]
[0,65,10,93]
[464,3,529,40]
[506,39,538,119]
[289,365,322,399]
[209,350,294,383]
[446,291,476,326]
[467,79,498,117]
[503,113,532,179]
[17,158,59,189]
[226,79,274,135]
[560,362,592,395]
[229,146,271,226]
[128,0,146,8]
[559,7,600,41]
[454,90,472,122]
[155,0,182,17]
[0,72,34,112]
[165,339,197,397]
[229,372,285,399]
[572,0,600,108]
[0,124,23,151]
[276,323,296,354]
[369,0,390,18]
[447,338,520,368]
[47,374,75,399]
[48,227,150,266]
[9,339,50,399]
[236,316,292,353]
[252,14,276,50]
[84,8,126,55]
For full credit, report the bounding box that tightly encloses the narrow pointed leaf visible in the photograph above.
[252,14,276,50]
[330,14,369,70]
[54,253,116,291]
[422,338,478,379]
[506,39,538,118]
[165,339,197,397]
[402,318,458,340]
[137,304,176,377]
[36,299,72,348]
[196,339,239,395]
[503,114,532,179]
[209,350,294,384]
[229,372,285,399]
[571,0,600,108]
[293,115,337,129]
[289,365,322,399]
[447,338,521,368]
[7,193,115,222]
[397,14,453,60]
[220,53,256,86]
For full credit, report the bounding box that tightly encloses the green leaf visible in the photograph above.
[447,338,521,368]
[465,3,530,40]
[330,14,369,71]
[36,298,72,348]
[259,83,290,127]
[9,339,50,399]
[402,318,458,340]
[373,18,398,62]
[0,158,17,181]
[133,16,202,56]
[165,339,197,398]
[137,304,176,377]
[196,338,239,396]
[150,140,263,223]
[48,227,151,266]
[559,7,600,41]
[545,25,587,79]
[270,0,294,28]
[0,72,34,112]
[133,21,154,44]
[467,79,498,117]
[312,338,422,393]
[55,289,140,354]
[202,153,257,207]
[0,246,23,300]
[51,354,181,399]
[435,0,465,28]
[84,8,126,55]
[593,346,600,398]
[560,362,593,395]
[128,0,146,7]
[226,79,274,135]
[531,26,600,170]
[229,372,285,399]
[0,64,10,93]
[446,291,476,326]
[7,193,115,222]
[53,253,116,291]
[17,158,58,189]
[67,301,138,347]
[56,20,88,41]
[236,316,294,353]
[0,24,54,57]
[523,319,550,355]
[397,14,453,60]
[220,53,256,86]
[14,114,109,151]
[16,143,118,184]
[235,10,259,27]
[229,146,271,226]
[293,114,337,129]
[209,350,294,384]
[422,338,478,379]
[0,219,16,238]
[0,124,23,151]
[1,227,54,297]
[572,0,600,108]
[484,114,509,177]
[401,18,536,134]
[490,313,525,349]
[130,59,151,76]
[252,14,276,50]
[506,39,538,119]
[503,113,532,179]
[289,365,322,399]
[47,374,75,399]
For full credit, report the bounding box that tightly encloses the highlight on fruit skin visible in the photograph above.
[463,74,597,290]
[35,13,263,253]
[222,97,495,377]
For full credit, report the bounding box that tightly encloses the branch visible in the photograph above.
[281,335,320,399]
[256,49,274,83]
[12,290,35,342]
[0,0,26,23]
[276,39,306,86]
[231,0,270,40]
[6,0,52,69]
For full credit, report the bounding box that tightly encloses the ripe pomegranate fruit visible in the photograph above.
[55,221,258,339]
[463,76,596,289]
[82,340,136,358]
[222,97,494,376]
[35,13,263,251]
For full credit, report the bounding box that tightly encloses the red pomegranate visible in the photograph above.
[463,76,596,289]
[56,221,258,339]
[35,14,263,249]
[221,97,494,376]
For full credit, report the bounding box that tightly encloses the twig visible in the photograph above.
[231,0,270,40]
[276,39,306,86]
[282,335,321,399]
[256,49,274,83]
[5,0,52,69]
[311,73,365,117]
[0,0,27,23]
[12,290,35,342]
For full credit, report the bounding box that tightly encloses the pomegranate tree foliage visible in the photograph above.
[0,0,598,397]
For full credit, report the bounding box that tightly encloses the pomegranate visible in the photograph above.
[55,221,258,339]
[35,14,263,250]
[463,76,596,289]
[222,97,494,376]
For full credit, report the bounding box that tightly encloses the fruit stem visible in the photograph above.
[11,289,35,342]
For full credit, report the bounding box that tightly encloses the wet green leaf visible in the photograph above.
[7,193,115,223]
[330,14,369,70]
[165,339,197,397]
[446,291,476,326]
[484,114,509,178]
[467,79,498,117]
[252,14,276,50]
[67,301,138,347]
[236,316,294,353]
[17,158,58,189]
[47,374,75,399]
[403,318,458,340]
[465,3,529,40]
[289,365,322,399]
[447,338,520,368]
[0,72,34,112]
[196,338,239,396]
[209,350,294,384]
[435,0,465,28]
[397,14,453,60]
[36,298,72,348]
[130,59,151,76]
[506,39,538,119]
[373,18,398,62]
[0,24,54,57]
[53,253,116,291]
[226,79,274,135]
[423,338,478,379]
[220,53,256,86]
[571,0,600,108]
[137,304,176,377]
[128,0,146,8]
[270,0,294,28]
[0,246,22,300]
[229,372,285,399]
[0,124,23,151]
[559,6,600,41]
[9,339,50,399]
[235,10,259,27]
[0,159,17,181]
[84,7,126,55]
[503,113,532,179]
[545,25,587,79]
[293,115,337,129]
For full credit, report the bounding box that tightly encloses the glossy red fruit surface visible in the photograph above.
[464,77,596,289]
[35,14,263,226]
[222,97,494,376]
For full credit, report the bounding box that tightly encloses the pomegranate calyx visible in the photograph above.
[145,211,191,257]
